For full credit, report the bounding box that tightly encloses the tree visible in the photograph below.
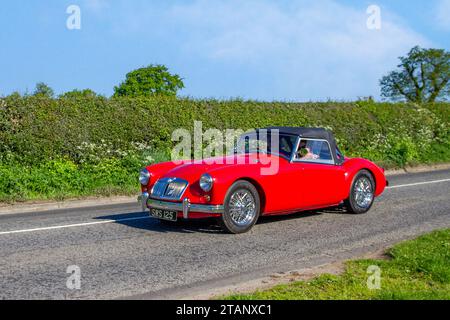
[114,65,184,97]
[380,46,450,103]
[7,91,21,99]
[33,82,54,98]
[59,89,100,99]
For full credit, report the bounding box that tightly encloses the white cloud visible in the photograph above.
[99,0,431,100]
[435,0,450,31]
[164,0,431,100]
[83,0,110,13]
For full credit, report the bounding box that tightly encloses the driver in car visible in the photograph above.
[298,140,319,160]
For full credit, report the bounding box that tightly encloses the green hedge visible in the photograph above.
[0,96,449,201]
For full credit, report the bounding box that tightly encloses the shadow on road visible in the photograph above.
[257,205,347,224]
[94,205,347,234]
[94,211,223,234]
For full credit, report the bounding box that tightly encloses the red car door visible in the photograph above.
[257,156,316,214]
[296,162,346,207]
[256,138,347,214]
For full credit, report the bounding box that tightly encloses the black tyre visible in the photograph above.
[219,180,261,234]
[344,169,375,214]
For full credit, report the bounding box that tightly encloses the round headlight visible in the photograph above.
[199,173,213,192]
[139,168,151,185]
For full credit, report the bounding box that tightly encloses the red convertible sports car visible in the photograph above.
[138,127,388,234]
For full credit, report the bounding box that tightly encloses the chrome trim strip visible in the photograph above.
[290,136,301,163]
[182,198,190,219]
[147,198,224,216]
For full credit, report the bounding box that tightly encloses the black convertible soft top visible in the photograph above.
[256,127,343,165]
[261,126,332,140]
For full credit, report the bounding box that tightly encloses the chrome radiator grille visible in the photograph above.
[150,178,188,200]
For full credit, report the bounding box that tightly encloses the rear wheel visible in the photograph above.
[219,180,260,234]
[344,170,375,214]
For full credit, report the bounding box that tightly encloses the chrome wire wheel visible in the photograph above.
[353,176,374,209]
[228,189,257,227]
[221,180,260,234]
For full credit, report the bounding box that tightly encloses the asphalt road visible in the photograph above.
[0,170,449,299]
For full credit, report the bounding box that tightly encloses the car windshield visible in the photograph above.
[234,131,298,159]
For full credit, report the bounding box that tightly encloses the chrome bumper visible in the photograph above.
[146,197,224,219]
[137,192,149,212]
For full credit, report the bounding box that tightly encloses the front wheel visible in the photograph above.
[344,170,375,214]
[219,180,260,234]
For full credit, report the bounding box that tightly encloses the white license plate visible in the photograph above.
[149,208,177,222]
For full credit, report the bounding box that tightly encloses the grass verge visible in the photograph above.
[224,229,450,300]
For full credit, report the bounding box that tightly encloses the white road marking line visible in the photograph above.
[0,216,150,236]
[386,178,450,189]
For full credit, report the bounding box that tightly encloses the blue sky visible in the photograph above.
[1,0,449,101]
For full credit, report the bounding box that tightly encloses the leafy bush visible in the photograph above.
[0,156,143,202]
[0,96,448,201]
[59,89,102,99]
[113,65,184,97]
